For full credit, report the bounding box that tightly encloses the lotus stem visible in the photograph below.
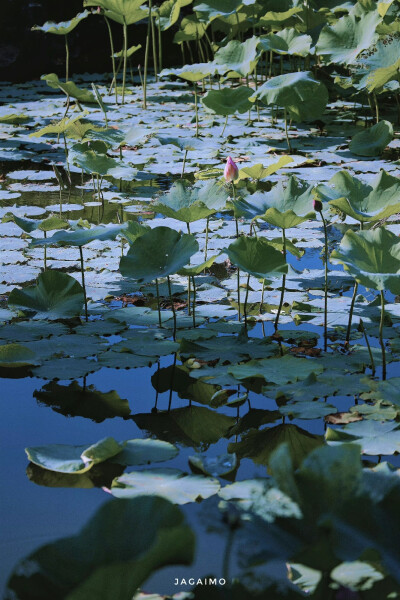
[193,84,199,137]
[284,108,292,153]
[204,215,209,261]
[104,16,118,103]
[122,20,128,105]
[346,281,358,345]
[155,278,162,327]
[222,115,228,136]
[181,149,188,177]
[143,26,150,109]
[380,290,386,380]
[79,246,88,322]
[43,230,47,271]
[157,15,162,71]
[187,223,191,315]
[259,278,265,314]
[244,273,250,329]
[167,276,176,340]
[321,211,328,352]
[149,0,158,81]
[237,267,241,322]
[359,318,375,375]
[168,352,177,411]
[192,275,196,328]
[65,34,69,81]
[274,228,286,330]
[373,92,379,124]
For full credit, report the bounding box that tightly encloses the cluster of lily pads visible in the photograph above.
[2,0,400,599]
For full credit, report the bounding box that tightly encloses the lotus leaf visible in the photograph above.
[110,468,220,503]
[120,226,198,282]
[32,10,90,35]
[84,0,149,25]
[349,120,394,157]
[8,271,84,319]
[331,228,400,294]
[201,86,253,116]
[225,236,288,280]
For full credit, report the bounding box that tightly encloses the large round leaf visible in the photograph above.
[120,226,198,282]
[331,228,400,294]
[225,236,288,280]
[32,10,90,35]
[251,71,328,121]
[201,86,253,116]
[30,223,127,248]
[349,120,394,157]
[110,468,220,504]
[8,271,84,319]
[316,11,380,65]
[154,180,226,223]
[84,0,149,25]
[6,497,194,600]
[318,169,400,223]
[259,29,312,57]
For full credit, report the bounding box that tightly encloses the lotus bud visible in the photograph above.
[224,156,239,183]
[313,198,323,213]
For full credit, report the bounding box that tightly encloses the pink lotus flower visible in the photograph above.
[224,156,239,183]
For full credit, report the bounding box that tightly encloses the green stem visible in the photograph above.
[122,21,128,105]
[321,212,328,352]
[149,0,158,81]
[155,278,162,327]
[157,15,162,71]
[192,275,196,328]
[380,290,386,380]
[204,215,209,261]
[167,276,176,340]
[373,92,379,124]
[274,228,286,330]
[259,278,265,314]
[359,318,375,375]
[237,266,241,322]
[284,108,292,153]
[143,15,151,109]
[44,230,47,271]
[65,35,69,81]
[346,281,358,345]
[244,273,250,329]
[105,16,118,104]
[181,149,188,177]
[194,84,199,137]
[79,246,88,322]
[221,114,228,136]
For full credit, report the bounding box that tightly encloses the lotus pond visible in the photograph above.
[2,1,400,599]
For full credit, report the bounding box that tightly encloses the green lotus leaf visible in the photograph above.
[41,74,96,103]
[0,113,30,124]
[157,0,193,31]
[193,0,244,22]
[0,343,39,368]
[178,254,219,275]
[26,437,123,474]
[213,36,260,77]
[225,236,288,280]
[359,38,400,92]
[180,333,277,363]
[154,181,223,223]
[349,120,394,157]
[259,29,312,57]
[316,10,380,65]
[31,357,102,381]
[259,6,302,29]
[32,10,90,35]
[84,0,149,25]
[25,334,108,360]
[360,377,400,407]
[201,86,253,116]
[68,143,137,179]
[34,381,131,422]
[109,439,179,466]
[274,371,371,402]
[330,228,400,294]
[173,14,207,43]
[30,223,127,247]
[326,420,400,455]
[0,321,68,343]
[134,405,235,447]
[228,355,324,385]
[120,226,198,282]
[350,401,399,421]
[112,43,141,58]
[252,71,328,121]
[322,169,400,223]
[279,400,337,420]
[155,134,204,152]
[228,424,323,469]
[27,461,124,490]
[113,328,179,356]
[160,63,213,81]
[8,271,84,319]
[6,497,194,600]
[29,112,89,138]
[110,468,220,503]
[234,175,315,228]
[237,156,293,181]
